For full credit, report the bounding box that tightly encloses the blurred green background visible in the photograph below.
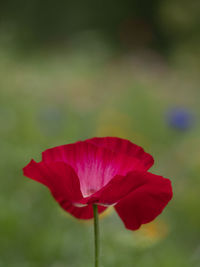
[0,1,200,266]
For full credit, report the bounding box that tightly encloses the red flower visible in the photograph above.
[23,137,173,230]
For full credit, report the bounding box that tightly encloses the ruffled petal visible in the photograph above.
[23,160,107,219]
[114,172,173,230]
[23,160,83,203]
[42,141,144,198]
[87,137,154,171]
[85,171,147,205]
[60,200,107,219]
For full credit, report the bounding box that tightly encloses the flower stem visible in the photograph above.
[93,204,99,267]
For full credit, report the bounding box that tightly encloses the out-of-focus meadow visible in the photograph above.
[0,1,200,266]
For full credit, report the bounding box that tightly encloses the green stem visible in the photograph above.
[93,204,99,267]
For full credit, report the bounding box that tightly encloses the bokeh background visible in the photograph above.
[0,1,200,266]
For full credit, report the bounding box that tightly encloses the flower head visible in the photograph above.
[166,107,195,131]
[23,137,172,230]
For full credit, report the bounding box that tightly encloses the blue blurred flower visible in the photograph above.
[166,107,195,131]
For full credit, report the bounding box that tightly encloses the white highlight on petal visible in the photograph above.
[73,203,88,208]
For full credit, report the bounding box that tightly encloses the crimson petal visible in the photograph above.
[23,160,83,203]
[114,172,173,230]
[60,201,107,219]
[87,137,154,171]
[42,141,145,198]
[86,171,148,205]
[23,160,108,219]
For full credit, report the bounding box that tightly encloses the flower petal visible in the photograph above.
[87,137,154,171]
[114,172,173,230]
[42,141,145,197]
[23,160,107,219]
[60,200,107,219]
[86,171,147,205]
[23,160,83,203]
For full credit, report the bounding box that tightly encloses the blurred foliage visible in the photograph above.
[0,44,200,266]
[0,0,200,266]
[0,0,160,46]
[0,0,199,53]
